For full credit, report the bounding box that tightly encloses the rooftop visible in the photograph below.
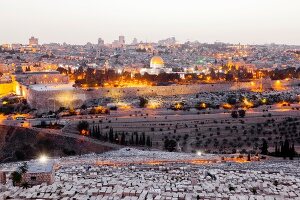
[27,161,54,173]
[29,83,74,91]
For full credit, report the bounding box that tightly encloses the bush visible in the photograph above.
[238,110,246,118]
[231,111,238,118]
[139,97,148,108]
[77,121,89,134]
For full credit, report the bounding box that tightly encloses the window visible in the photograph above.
[30,176,36,181]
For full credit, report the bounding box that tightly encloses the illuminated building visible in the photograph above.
[140,56,172,75]
[150,56,164,69]
[14,71,69,85]
[137,43,154,52]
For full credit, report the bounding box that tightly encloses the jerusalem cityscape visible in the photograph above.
[0,0,300,199]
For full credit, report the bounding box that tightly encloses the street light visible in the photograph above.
[196,151,203,156]
[38,154,48,163]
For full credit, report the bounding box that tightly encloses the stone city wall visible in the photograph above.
[25,79,300,112]
[26,83,241,112]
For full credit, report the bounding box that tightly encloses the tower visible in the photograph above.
[29,36,38,46]
[98,38,104,46]
[119,36,125,47]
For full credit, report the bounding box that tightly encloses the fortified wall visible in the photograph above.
[26,83,240,112]
[25,79,300,112]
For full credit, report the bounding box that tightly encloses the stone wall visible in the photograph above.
[23,171,54,185]
[25,79,300,112]
[27,83,238,112]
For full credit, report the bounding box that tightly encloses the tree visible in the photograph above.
[261,139,268,155]
[40,120,47,128]
[81,104,87,110]
[146,136,151,147]
[231,111,238,118]
[77,121,89,134]
[19,163,28,174]
[139,97,148,108]
[247,153,251,161]
[11,162,29,186]
[140,132,146,146]
[108,128,114,142]
[120,133,126,145]
[275,142,280,156]
[289,143,296,160]
[129,133,134,145]
[238,110,246,118]
[135,132,139,145]
[11,171,22,186]
[227,95,237,105]
[282,139,290,159]
[25,66,31,72]
[164,139,177,152]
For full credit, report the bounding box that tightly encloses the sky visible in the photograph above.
[0,0,300,45]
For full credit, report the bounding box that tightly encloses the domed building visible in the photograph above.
[140,56,172,75]
[150,56,164,69]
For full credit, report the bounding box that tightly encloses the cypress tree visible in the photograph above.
[120,132,125,145]
[261,139,268,155]
[146,136,151,147]
[275,143,279,156]
[142,132,146,145]
[92,126,95,138]
[289,143,295,160]
[135,132,139,146]
[109,128,114,142]
[283,139,289,159]
[130,133,134,145]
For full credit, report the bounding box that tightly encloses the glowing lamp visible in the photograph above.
[196,151,202,156]
[39,154,48,163]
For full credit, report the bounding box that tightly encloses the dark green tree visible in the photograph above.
[164,139,177,152]
[238,110,246,118]
[77,121,89,134]
[146,136,151,147]
[11,171,22,186]
[108,128,114,142]
[135,132,139,145]
[139,97,148,108]
[231,111,238,118]
[120,132,126,145]
[261,139,268,155]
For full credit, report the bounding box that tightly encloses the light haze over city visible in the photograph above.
[0,0,300,45]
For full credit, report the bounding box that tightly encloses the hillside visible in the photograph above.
[0,125,115,162]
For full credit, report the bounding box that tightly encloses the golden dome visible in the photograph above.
[150,56,164,65]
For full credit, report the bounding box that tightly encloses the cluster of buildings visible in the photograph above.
[0,36,300,111]
[1,36,300,79]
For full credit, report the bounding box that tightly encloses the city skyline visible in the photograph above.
[1,0,300,45]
